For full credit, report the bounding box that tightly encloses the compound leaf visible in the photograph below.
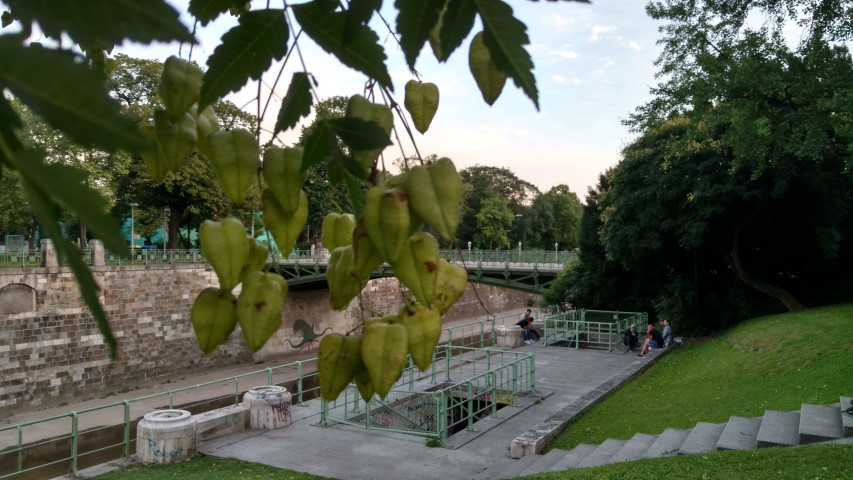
[200,9,289,109]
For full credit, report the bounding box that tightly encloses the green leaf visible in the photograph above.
[0,40,147,153]
[1,10,12,28]
[189,0,236,26]
[436,0,477,62]
[345,0,382,42]
[6,0,194,49]
[292,1,393,90]
[0,95,23,160]
[302,120,338,172]
[328,117,393,151]
[343,172,366,218]
[395,0,445,70]
[199,9,289,109]
[16,153,129,255]
[473,0,539,110]
[274,72,313,135]
[17,150,117,360]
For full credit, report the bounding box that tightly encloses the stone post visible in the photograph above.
[40,238,58,268]
[88,239,105,266]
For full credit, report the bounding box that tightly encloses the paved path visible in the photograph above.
[198,345,664,480]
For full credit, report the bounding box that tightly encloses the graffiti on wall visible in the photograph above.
[284,319,332,351]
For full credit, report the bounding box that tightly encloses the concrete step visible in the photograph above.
[609,433,658,463]
[517,448,572,477]
[716,416,761,450]
[841,396,853,438]
[757,410,800,447]
[799,403,843,444]
[678,422,725,455]
[644,428,690,458]
[548,443,597,471]
[576,438,627,468]
[495,453,540,480]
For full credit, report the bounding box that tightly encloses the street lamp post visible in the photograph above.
[130,203,138,250]
[467,241,471,259]
[555,242,559,262]
[518,241,522,260]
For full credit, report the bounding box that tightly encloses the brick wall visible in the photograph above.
[0,266,536,415]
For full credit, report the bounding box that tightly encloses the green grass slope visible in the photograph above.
[551,304,853,450]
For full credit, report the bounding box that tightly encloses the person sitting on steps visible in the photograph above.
[623,324,639,352]
[638,322,663,357]
[661,318,674,346]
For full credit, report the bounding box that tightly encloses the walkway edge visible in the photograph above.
[510,349,670,458]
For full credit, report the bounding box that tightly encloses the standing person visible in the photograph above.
[638,323,663,357]
[661,319,674,347]
[623,324,639,352]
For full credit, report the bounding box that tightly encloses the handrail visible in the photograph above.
[0,248,578,269]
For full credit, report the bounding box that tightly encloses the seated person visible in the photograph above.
[638,323,664,357]
[623,324,639,351]
[661,318,674,346]
[516,310,539,344]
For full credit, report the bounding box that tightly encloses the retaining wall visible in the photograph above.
[0,265,534,415]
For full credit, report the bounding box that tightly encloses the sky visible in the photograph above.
[119,0,665,200]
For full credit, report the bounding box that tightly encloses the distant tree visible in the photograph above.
[474,189,514,249]
[459,165,539,244]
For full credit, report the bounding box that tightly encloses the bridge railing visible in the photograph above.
[0,248,578,269]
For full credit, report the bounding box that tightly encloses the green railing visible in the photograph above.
[0,248,576,269]
[320,346,536,445]
[0,359,317,480]
[0,308,544,479]
[0,250,42,268]
[542,309,648,352]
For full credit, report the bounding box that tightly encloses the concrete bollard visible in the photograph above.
[136,409,197,464]
[242,385,292,429]
[495,326,524,348]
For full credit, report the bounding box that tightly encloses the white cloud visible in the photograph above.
[627,40,642,51]
[549,13,575,27]
[589,25,615,42]
[552,75,566,84]
[548,50,580,60]
[572,77,581,85]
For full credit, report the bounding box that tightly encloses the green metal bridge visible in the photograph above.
[0,248,577,293]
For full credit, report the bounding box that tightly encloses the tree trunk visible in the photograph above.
[729,221,805,312]
[167,204,186,250]
[29,218,38,251]
[78,221,88,248]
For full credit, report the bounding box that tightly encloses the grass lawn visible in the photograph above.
[549,304,853,451]
[98,456,332,479]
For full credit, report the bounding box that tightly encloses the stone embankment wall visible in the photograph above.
[0,264,534,416]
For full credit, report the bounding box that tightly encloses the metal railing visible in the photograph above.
[0,308,545,479]
[542,309,648,352]
[0,248,577,269]
[320,346,536,445]
[0,251,42,268]
[0,359,317,480]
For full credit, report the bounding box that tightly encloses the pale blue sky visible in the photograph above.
[121,0,663,199]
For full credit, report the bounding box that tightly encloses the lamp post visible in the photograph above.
[555,242,559,262]
[129,203,138,250]
[518,241,522,260]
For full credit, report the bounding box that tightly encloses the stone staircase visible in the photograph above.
[493,396,853,478]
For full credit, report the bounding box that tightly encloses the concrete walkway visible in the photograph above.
[198,345,665,480]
